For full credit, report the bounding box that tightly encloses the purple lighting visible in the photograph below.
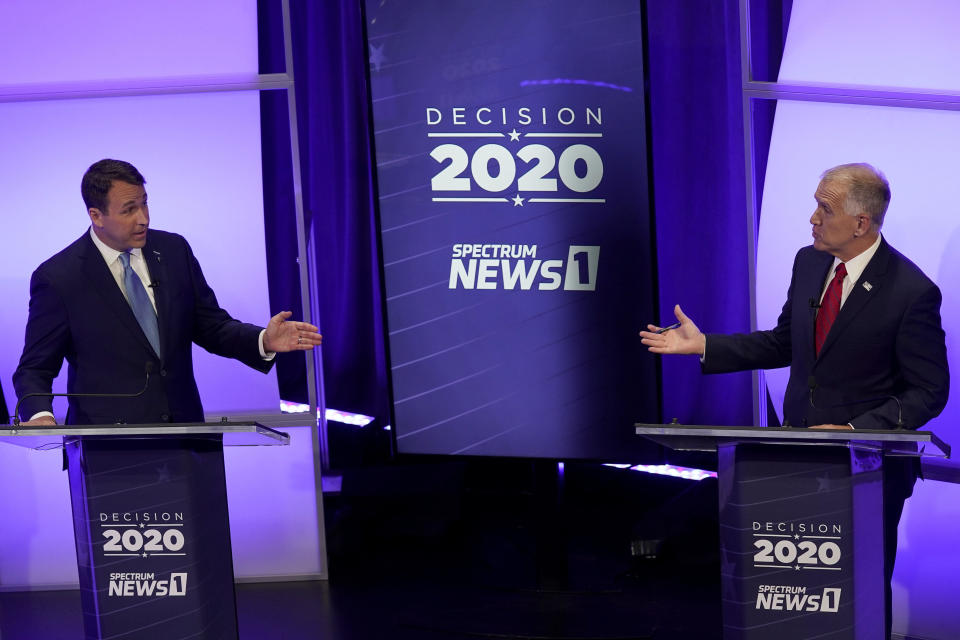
[280,401,375,427]
[603,463,716,482]
[0,0,257,86]
[519,78,633,92]
[0,90,276,417]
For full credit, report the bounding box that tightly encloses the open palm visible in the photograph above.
[638,304,705,355]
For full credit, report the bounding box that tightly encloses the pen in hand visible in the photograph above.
[655,322,681,334]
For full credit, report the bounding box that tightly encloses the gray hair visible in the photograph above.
[820,163,891,228]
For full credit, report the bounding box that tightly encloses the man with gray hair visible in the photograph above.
[640,163,948,636]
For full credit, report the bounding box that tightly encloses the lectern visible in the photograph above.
[0,421,289,640]
[635,424,950,640]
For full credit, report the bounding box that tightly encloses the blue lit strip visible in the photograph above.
[279,401,375,427]
[603,463,717,481]
[519,78,633,92]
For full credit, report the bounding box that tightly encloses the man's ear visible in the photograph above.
[88,208,103,227]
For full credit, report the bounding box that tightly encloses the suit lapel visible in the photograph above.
[79,232,157,355]
[817,238,890,360]
[143,240,168,361]
[803,251,834,360]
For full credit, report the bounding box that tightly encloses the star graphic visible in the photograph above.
[721,573,737,599]
[795,564,801,571]
[816,474,831,492]
[139,523,145,529]
[794,534,799,540]
[720,546,736,577]
[507,129,521,142]
[142,552,148,558]
[512,194,524,206]
[369,44,386,73]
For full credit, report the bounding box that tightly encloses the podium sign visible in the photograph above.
[719,443,882,639]
[636,424,949,640]
[1,422,287,640]
[68,436,236,638]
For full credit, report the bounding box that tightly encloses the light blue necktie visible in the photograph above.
[119,251,161,355]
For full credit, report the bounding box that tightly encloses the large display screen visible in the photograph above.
[364,1,659,459]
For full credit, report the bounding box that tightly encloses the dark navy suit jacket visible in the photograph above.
[13,229,273,425]
[704,238,949,430]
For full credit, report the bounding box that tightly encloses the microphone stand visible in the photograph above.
[12,363,154,426]
[808,378,905,429]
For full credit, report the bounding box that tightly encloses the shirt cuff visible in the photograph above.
[699,336,707,363]
[29,411,55,423]
[259,329,276,361]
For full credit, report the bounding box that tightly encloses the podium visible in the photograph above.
[0,421,289,640]
[635,424,950,640]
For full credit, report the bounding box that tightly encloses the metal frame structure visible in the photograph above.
[0,0,328,580]
[281,0,329,580]
[738,0,960,427]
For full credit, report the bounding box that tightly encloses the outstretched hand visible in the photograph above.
[263,311,323,353]
[638,304,706,356]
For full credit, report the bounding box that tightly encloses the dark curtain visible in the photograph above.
[260,0,389,420]
[259,0,311,405]
[291,0,389,421]
[260,0,792,431]
[645,0,753,426]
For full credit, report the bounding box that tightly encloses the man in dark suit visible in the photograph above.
[13,158,322,426]
[639,163,949,637]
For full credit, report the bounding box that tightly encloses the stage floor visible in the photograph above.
[0,570,722,640]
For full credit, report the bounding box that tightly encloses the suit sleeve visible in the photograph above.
[184,240,274,374]
[851,284,949,430]
[701,261,796,374]
[12,268,70,421]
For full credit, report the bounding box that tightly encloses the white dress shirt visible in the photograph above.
[818,233,882,308]
[89,226,157,312]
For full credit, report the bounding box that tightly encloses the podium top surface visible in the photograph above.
[0,421,289,450]
[635,423,950,459]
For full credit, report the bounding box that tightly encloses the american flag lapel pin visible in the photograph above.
[862,281,872,291]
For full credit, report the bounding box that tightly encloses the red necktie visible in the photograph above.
[815,262,847,356]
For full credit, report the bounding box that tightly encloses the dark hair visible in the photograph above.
[81,159,146,212]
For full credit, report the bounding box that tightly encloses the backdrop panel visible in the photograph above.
[0,0,257,86]
[364,0,659,459]
[0,91,278,419]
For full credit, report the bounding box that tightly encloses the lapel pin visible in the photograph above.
[862,281,872,291]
